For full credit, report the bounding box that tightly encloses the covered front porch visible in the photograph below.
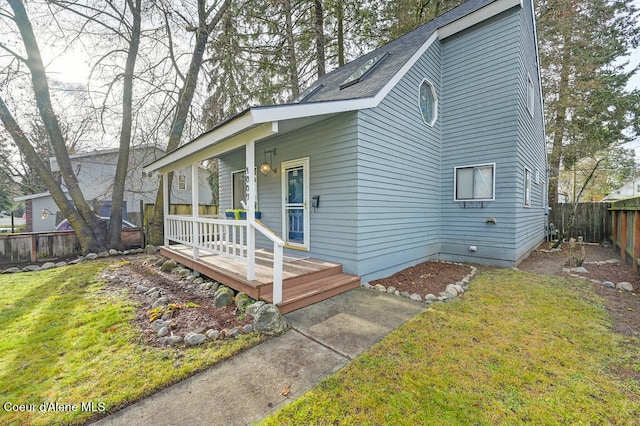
[144,113,360,313]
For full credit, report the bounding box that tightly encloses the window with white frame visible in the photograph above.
[524,168,532,207]
[527,74,534,115]
[454,164,495,201]
[419,79,438,126]
[177,173,187,190]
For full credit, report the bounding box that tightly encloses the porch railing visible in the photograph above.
[165,215,285,303]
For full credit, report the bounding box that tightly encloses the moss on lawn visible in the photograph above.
[261,268,640,425]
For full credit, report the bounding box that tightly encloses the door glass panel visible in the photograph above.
[286,208,304,244]
[287,167,304,204]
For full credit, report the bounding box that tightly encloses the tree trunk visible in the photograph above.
[547,33,572,205]
[148,0,231,245]
[9,0,106,252]
[109,0,142,250]
[282,0,300,98]
[337,0,345,67]
[314,0,325,78]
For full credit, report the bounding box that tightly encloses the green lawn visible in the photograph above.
[261,268,640,425]
[0,261,263,426]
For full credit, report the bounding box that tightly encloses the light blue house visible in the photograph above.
[144,0,546,313]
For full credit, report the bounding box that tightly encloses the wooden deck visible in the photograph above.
[160,244,360,313]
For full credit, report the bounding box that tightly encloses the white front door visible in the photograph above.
[282,157,310,250]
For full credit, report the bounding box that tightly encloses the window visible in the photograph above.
[454,164,495,201]
[526,74,534,115]
[419,79,438,126]
[232,170,246,210]
[524,168,531,207]
[340,52,389,89]
[177,173,187,190]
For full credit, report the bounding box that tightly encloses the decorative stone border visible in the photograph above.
[360,261,477,305]
[0,247,150,274]
[563,259,636,293]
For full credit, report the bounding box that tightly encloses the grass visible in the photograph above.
[261,268,640,425]
[0,260,264,425]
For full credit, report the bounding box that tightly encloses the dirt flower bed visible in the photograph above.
[370,261,473,296]
[101,257,252,347]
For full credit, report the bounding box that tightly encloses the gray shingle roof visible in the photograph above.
[297,0,496,104]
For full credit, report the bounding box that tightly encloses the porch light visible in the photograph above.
[260,148,277,175]
[41,209,53,220]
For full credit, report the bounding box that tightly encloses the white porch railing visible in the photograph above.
[165,215,285,304]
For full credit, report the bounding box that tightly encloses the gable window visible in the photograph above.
[526,74,534,116]
[454,164,495,201]
[177,173,187,190]
[419,79,437,126]
[524,168,532,207]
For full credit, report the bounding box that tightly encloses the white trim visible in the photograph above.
[281,157,310,251]
[454,163,496,202]
[437,0,522,39]
[177,173,187,191]
[418,78,438,126]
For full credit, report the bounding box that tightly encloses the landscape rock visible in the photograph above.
[374,284,386,292]
[40,262,57,271]
[151,320,169,331]
[439,289,457,300]
[446,284,462,295]
[213,286,234,307]
[409,293,422,301]
[242,324,254,333]
[616,282,634,292]
[386,286,397,294]
[177,268,191,277]
[157,327,169,337]
[569,266,589,274]
[2,267,20,274]
[424,294,438,302]
[160,260,177,272]
[55,262,67,267]
[152,296,170,308]
[235,292,251,311]
[246,301,266,318]
[109,249,118,256]
[224,328,240,338]
[253,304,286,335]
[400,291,411,298]
[193,277,204,285]
[135,285,150,293]
[361,282,373,289]
[97,251,110,258]
[602,281,615,288]
[85,253,99,260]
[206,329,220,340]
[22,265,41,272]
[166,336,183,345]
[184,332,207,346]
[144,245,158,255]
[69,258,84,265]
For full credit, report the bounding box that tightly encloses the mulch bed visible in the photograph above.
[370,261,472,296]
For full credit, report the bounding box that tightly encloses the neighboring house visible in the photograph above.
[601,178,640,201]
[15,146,214,232]
[143,0,547,312]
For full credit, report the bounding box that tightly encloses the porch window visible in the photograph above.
[454,164,495,201]
[177,173,187,190]
[232,170,246,210]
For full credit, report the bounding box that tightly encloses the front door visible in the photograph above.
[282,158,309,250]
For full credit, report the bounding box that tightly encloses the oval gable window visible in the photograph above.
[419,79,437,126]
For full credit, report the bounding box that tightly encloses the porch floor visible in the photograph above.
[160,244,361,313]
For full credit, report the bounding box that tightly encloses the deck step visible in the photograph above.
[275,273,361,314]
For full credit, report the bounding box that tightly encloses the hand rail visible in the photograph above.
[250,219,285,304]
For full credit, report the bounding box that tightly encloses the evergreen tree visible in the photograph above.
[537,0,640,204]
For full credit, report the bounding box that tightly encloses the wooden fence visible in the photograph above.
[548,202,611,244]
[609,197,640,271]
[0,229,141,267]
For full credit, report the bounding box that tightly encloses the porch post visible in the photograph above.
[191,162,200,260]
[246,139,256,280]
[162,172,169,247]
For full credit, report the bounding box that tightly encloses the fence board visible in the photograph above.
[548,202,611,243]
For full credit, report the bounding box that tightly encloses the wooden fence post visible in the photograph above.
[620,211,627,264]
[634,211,640,272]
[30,234,37,264]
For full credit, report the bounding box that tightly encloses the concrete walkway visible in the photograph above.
[92,288,424,426]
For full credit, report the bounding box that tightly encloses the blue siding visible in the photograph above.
[439,8,523,266]
[355,41,442,281]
